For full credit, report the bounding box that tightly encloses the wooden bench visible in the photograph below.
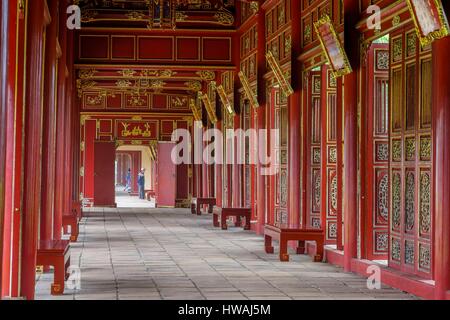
[213,207,251,230]
[37,240,71,295]
[264,224,324,262]
[62,213,79,242]
[191,197,216,215]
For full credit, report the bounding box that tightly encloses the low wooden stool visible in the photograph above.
[264,224,324,262]
[37,240,71,295]
[191,197,216,215]
[213,207,251,230]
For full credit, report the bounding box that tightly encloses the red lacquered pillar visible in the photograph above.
[336,78,344,251]
[343,0,359,272]
[233,114,241,207]
[288,0,301,228]
[20,0,47,300]
[63,29,75,214]
[54,1,68,239]
[255,7,266,234]
[433,7,450,299]
[215,120,223,207]
[0,0,12,296]
[40,0,58,247]
[202,126,209,198]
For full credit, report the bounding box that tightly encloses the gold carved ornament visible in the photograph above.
[405,0,450,47]
[120,122,152,138]
[216,85,235,116]
[196,70,216,81]
[238,71,259,109]
[189,98,203,128]
[213,8,234,26]
[313,14,352,78]
[265,51,294,97]
[200,92,218,124]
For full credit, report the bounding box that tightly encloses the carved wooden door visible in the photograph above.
[242,101,252,208]
[269,88,288,227]
[306,70,322,229]
[320,66,338,244]
[389,27,433,277]
[364,43,390,260]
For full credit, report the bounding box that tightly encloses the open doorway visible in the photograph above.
[115,145,156,208]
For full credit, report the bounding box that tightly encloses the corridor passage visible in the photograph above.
[35,208,417,300]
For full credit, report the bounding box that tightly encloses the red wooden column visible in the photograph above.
[336,78,344,250]
[40,0,59,246]
[288,0,301,228]
[63,29,75,214]
[20,0,47,300]
[255,7,266,234]
[433,3,450,299]
[215,120,223,207]
[202,126,209,198]
[0,0,10,293]
[0,0,19,297]
[5,0,26,297]
[54,0,68,239]
[233,114,241,207]
[343,0,359,271]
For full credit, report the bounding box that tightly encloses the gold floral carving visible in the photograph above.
[126,11,145,20]
[81,10,98,23]
[196,70,215,81]
[78,69,97,79]
[214,9,234,26]
[185,81,202,92]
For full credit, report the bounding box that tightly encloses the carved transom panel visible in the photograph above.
[391,238,401,261]
[392,140,402,162]
[376,51,389,70]
[330,175,338,212]
[313,147,321,164]
[420,136,431,161]
[405,138,416,161]
[405,171,415,232]
[376,143,389,161]
[329,147,337,163]
[419,171,431,235]
[328,222,337,239]
[391,172,401,230]
[313,173,321,210]
[419,244,431,270]
[377,173,389,222]
[376,233,388,252]
[405,241,415,265]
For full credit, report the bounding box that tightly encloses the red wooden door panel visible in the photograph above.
[94,141,116,207]
[364,43,389,260]
[388,26,433,278]
[157,142,177,207]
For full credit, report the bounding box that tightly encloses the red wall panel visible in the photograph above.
[111,36,136,60]
[176,37,200,60]
[79,35,109,59]
[152,94,167,109]
[138,36,174,60]
[202,38,231,61]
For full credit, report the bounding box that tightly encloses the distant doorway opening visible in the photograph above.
[115,145,155,208]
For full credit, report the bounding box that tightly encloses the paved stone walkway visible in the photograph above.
[35,207,418,300]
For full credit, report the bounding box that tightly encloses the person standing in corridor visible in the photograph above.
[137,168,146,199]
